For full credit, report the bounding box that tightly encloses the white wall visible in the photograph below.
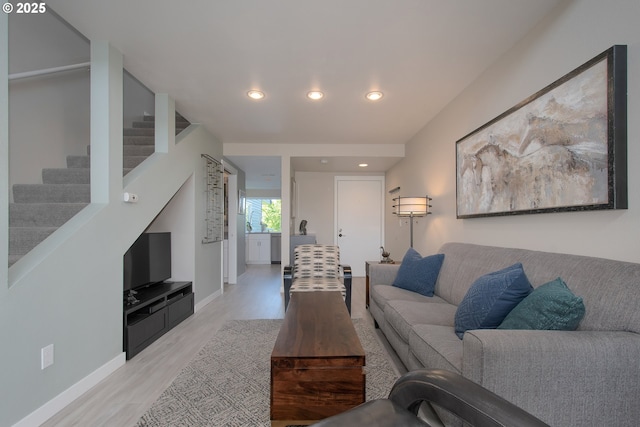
[146,175,196,286]
[294,172,335,244]
[385,0,640,263]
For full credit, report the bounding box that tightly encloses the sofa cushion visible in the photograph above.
[454,263,533,339]
[409,324,463,373]
[371,284,448,307]
[385,300,457,342]
[392,248,444,297]
[498,277,585,330]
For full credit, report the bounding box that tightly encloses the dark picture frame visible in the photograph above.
[456,45,627,219]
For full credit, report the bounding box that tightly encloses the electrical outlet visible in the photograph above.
[41,344,54,370]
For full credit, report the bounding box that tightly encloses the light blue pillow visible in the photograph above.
[392,248,444,297]
[498,277,585,330]
[454,263,533,339]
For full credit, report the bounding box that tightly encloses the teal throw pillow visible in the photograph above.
[454,263,533,339]
[498,277,585,330]
[392,248,444,297]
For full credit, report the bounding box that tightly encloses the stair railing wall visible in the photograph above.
[7,9,91,193]
[3,45,224,427]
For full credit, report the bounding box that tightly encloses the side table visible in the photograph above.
[365,260,399,308]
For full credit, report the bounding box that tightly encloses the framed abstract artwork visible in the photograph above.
[456,45,627,219]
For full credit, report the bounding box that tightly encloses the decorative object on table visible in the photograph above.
[379,246,393,264]
[456,45,627,219]
[392,196,432,247]
[299,219,307,235]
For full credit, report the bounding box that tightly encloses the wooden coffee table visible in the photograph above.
[270,291,366,426]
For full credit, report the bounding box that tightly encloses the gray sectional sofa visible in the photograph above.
[368,242,640,427]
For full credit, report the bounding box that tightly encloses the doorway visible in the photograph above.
[334,176,385,276]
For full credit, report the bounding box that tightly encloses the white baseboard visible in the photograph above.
[194,289,221,312]
[13,353,126,427]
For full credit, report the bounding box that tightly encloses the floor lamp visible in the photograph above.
[392,196,432,247]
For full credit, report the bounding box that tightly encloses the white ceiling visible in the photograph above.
[47,0,562,189]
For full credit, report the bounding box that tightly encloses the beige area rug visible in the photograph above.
[137,318,399,426]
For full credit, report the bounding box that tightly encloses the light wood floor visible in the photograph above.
[42,265,382,427]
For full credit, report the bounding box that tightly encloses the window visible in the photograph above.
[246,198,281,232]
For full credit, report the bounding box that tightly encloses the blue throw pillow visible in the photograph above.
[498,277,585,330]
[392,248,444,297]
[454,263,533,339]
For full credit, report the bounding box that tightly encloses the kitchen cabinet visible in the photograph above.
[246,233,272,264]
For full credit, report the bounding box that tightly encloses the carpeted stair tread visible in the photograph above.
[66,155,90,168]
[9,203,87,227]
[13,184,90,203]
[143,113,190,124]
[9,226,58,254]
[132,120,155,129]
[43,168,90,184]
[124,135,155,146]
[124,145,154,156]
[124,127,155,136]
[133,120,189,130]
[66,155,148,169]
[134,120,189,127]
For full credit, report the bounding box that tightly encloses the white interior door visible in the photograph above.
[335,176,384,276]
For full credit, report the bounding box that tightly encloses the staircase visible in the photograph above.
[8,114,190,267]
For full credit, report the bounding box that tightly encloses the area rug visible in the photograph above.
[137,319,399,426]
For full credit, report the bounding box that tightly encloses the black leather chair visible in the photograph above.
[310,369,550,427]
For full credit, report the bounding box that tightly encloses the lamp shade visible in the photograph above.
[393,196,431,217]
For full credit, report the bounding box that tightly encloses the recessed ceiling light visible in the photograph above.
[366,91,383,101]
[307,91,324,100]
[320,159,329,164]
[247,90,265,100]
[359,163,369,168]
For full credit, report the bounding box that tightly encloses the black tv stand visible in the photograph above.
[123,281,193,359]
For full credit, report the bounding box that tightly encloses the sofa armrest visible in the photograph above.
[369,263,401,286]
[462,330,640,426]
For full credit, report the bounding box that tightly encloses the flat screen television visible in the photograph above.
[123,232,172,293]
